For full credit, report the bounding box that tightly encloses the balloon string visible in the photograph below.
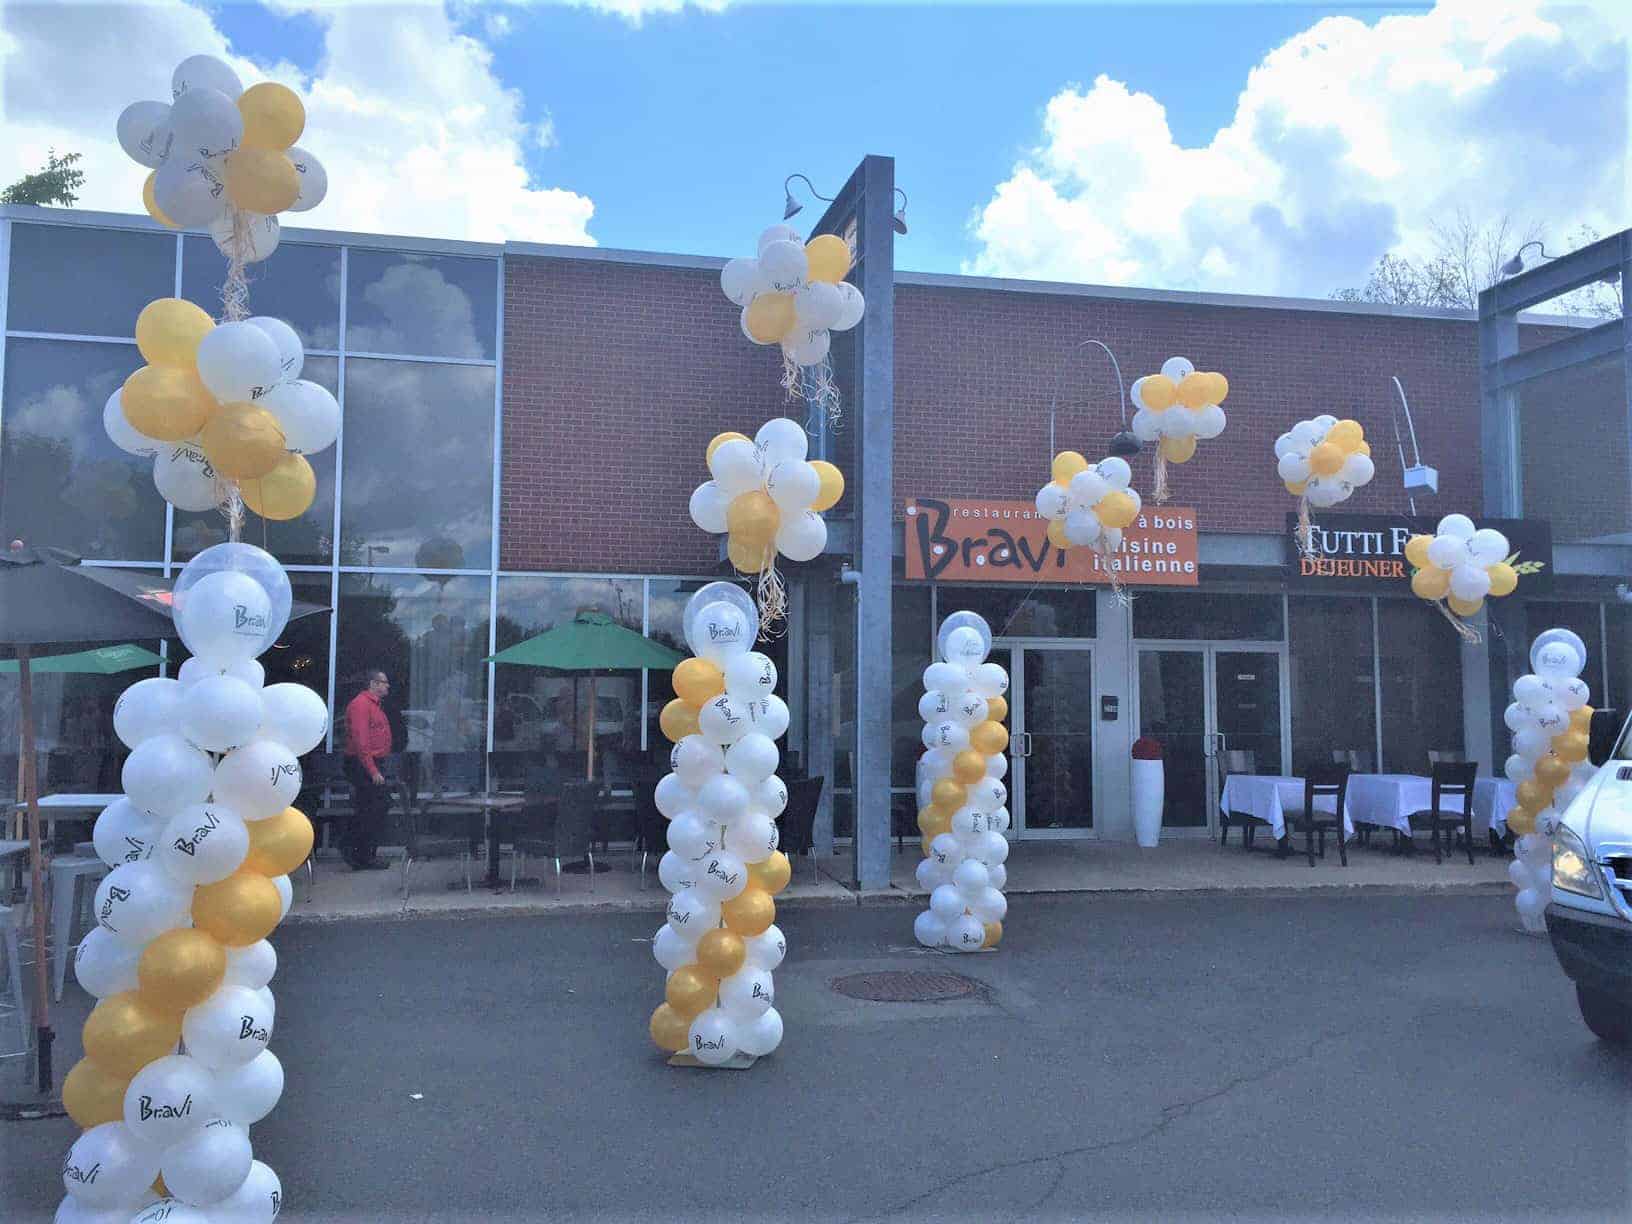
[1297,498,1315,556]
[1152,453,1171,505]
[221,206,251,324]
[1436,599,1482,644]
[1097,542,1130,606]
[755,558,787,641]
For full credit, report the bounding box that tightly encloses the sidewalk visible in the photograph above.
[285,834,1512,923]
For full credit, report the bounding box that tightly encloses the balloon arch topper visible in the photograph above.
[57,543,321,1221]
[1033,453,1142,595]
[1274,414,1376,552]
[913,613,1012,952]
[721,226,866,426]
[1128,356,1229,503]
[1405,514,1523,640]
[648,584,791,1066]
[1502,629,1596,934]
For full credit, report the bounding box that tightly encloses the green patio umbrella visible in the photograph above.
[487,610,684,780]
[0,643,164,674]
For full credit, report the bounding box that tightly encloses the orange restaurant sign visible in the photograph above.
[904,497,1199,586]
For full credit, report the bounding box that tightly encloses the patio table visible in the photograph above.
[8,793,119,846]
[419,792,526,887]
[1345,774,1473,837]
[1218,774,1354,843]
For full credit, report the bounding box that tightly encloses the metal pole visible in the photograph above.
[18,646,53,1093]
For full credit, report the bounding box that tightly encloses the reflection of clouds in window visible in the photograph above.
[8,224,174,337]
[180,238,341,350]
[497,577,642,644]
[346,253,495,360]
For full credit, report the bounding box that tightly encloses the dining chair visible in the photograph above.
[1284,763,1351,867]
[1406,761,1478,865]
[778,776,826,882]
[1426,750,1465,768]
[297,751,351,865]
[514,779,598,896]
[1218,749,1260,850]
[398,753,473,903]
[1331,748,1375,774]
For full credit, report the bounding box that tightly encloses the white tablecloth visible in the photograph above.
[1219,775,1354,842]
[1474,777,1517,838]
[1346,774,1470,836]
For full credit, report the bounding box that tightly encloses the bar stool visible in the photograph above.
[49,856,108,1001]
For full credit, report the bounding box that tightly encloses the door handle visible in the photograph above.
[1014,733,1033,759]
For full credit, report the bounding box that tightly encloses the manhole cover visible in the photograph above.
[831,971,979,1003]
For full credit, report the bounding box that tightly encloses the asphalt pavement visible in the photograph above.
[6,893,1629,1222]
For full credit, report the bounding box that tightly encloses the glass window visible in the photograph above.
[339,358,494,565]
[1133,592,1283,641]
[180,237,340,350]
[172,356,338,565]
[939,585,1096,639]
[7,223,174,337]
[1519,350,1628,545]
[346,250,496,360]
[1289,597,1377,773]
[890,587,932,786]
[1608,605,1631,713]
[1377,599,1462,773]
[1,338,166,560]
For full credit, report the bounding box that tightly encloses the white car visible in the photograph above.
[1546,709,1632,1046]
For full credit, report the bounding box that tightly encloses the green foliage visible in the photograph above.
[2,150,86,207]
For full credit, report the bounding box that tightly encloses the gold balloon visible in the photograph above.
[1140,375,1177,411]
[673,658,725,707]
[244,806,315,877]
[664,965,719,1018]
[808,460,845,512]
[1158,435,1197,464]
[1487,562,1519,597]
[1404,534,1433,569]
[63,1059,131,1128]
[920,809,951,840]
[137,928,227,1015]
[921,835,934,857]
[241,452,316,521]
[727,533,775,575]
[982,921,1004,949]
[1569,705,1594,733]
[721,888,775,936]
[744,292,796,344]
[804,234,851,284]
[142,172,177,228]
[224,148,300,215]
[1357,440,1371,456]
[1446,594,1484,618]
[200,402,287,480]
[1096,490,1138,530]
[726,490,781,547]
[1325,420,1364,451]
[1555,730,1589,763]
[649,1003,690,1053]
[192,870,283,947]
[931,778,967,809]
[1516,778,1551,814]
[1309,441,1345,476]
[1051,450,1088,484]
[706,431,752,465]
[121,366,217,441]
[659,699,700,743]
[951,749,987,784]
[1411,566,1450,601]
[82,993,180,1077]
[136,298,214,368]
[748,851,792,895]
[1203,372,1229,403]
[1284,480,1307,496]
[986,695,1009,724]
[696,928,747,977]
[1534,754,1571,788]
[970,720,1009,756]
[1176,372,1210,410]
[1506,807,1536,836]
[1046,518,1071,550]
[237,82,306,151]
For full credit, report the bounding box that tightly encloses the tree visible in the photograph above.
[2,149,86,207]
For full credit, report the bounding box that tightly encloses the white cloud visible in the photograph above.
[0,0,595,246]
[534,0,734,25]
[967,0,1628,297]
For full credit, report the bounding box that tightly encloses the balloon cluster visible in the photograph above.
[118,53,327,263]
[1405,514,1520,626]
[1129,356,1229,501]
[721,225,866,373]
[1501,629,1595,933]
[104,297,339,521]
[1275,414,1375,549]
[912,613,1011,951]
[56,543,324,1222]
[1033,454,1140,589]
[648,584,790,1065]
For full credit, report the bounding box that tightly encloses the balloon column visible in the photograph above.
[648,584,790,1066]
[1128,357,1229,502]
[912,613,1011,951]
[104,297,339,522]
[56,543,322,1220]
[1274,415,1375,551]
[1405,514,1522,636]
[1501,629,1596,933]
[721,226,866,423]
[1032,454,1141,593]
[688,418,845,633]
[118,53,328,266]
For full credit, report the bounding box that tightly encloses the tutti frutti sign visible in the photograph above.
[1286,512,1553,591]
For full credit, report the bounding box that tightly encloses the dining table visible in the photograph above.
[418,791,527,887]
[1218,774,1355,843]
[8,793,120,846]
[1345,773,1473,837]
[1473,777,1517,839]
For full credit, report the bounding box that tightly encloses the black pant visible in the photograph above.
[343,759,389,865]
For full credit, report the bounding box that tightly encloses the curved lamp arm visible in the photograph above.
[1047,338,1128,457]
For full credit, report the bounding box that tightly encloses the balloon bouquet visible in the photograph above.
[1274,415,1375,552]
[1128,357,1229,502]
[913,613,1012,951]
[721,227,866,426]
[648,585,791,1066]
[1032,453,1142,596]
[688,419,845,634]
[1405,514,1522,638]
[1501,629,1596,933]
[57,543,323,1221]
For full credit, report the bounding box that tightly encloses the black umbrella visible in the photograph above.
[1,541,328,1093]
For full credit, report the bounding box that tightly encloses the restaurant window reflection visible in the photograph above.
[1607,605,1632,713]
[1377,599,1462,773]
[181,237,341,350]
[942,585,1095,639]
[346,250,496,360]
[1289,597,1377,773]
[8,223,174,338]
[1,339,166,560]
[1133,591,1283,641]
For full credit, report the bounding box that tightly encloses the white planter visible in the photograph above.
[1131,759,1164,848]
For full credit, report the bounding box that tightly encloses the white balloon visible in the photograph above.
[257,683,328,754]
[987,862,1007,890]
[223,940,276,989]
[971,885,1008,924]
[103,388,160,457]
[949,914,987,952]
[1160,356,1195,382]
[950,692,990,728]
[1194,404,1227,439]
[157,803,250,886]
[257,378,337,454]
[1556,677,1590,711]
[214,739,303,821]
[688,481,730,534]
[832,281,865,330]
[783,327,831,367]
[664,813,716,862]
[114,677,186,750]
[725,733,779,784]
[1063,509,1103,547]
[971,663,1009,699]
[1096,456,1132,488]
[169,87,242,162]
[132,1201,209,1224]
[1277,452,1311,483]
[720,256,766,306]
[1436,513,1476,540]
[123,1054,215,1147]
[1339,453,1375,487]
[153,156,227,228]
[1513,726,1551,759]
[73,927,141,998]
[923,720,969,751]
[246,316,303,385]
[754,416,809,467]
[758,239,808,292]
[733,810,779,864]
[743,924,785,971]
[161,1117,252,1206]
[707,439,763,497]
[1130,407,1161,443]
[1068,469,1109,508]
[181,675,264,753]
[719,966,774,1020]
[1273,432,1297,458]
[154,443,221,512]
[173,54,243,101]
[929,883,965,922]
[286,145,328,212]
[52,1194,141,1223]
[750,775,788,818]
[929,832,964,870]
[184,986,273,1070]
[62,1123,160,1208]
[724,651,777,699]
[666,887,720,939]
[654,774,696,820]
[953,858,991,894]
[178,656,263,689]
[179,570,272,666]
[776,510,827,562]
[914,910,948,948]
[757,224,801,252]
[123,734,214,815]
[657,851,699,894]
[653,924,693,973]
[210,1159,281,1224]
[210,211,280,264]
[1513,674,1550,708]
[766,460,820,512]
[696,773,750,822]
[212,1049,283,1126]
[688,1007,740,1065]
[1504,754,1529,784]
[698,693,753,747]
[736,1005,783,1056]
[117,100,174,168]
[1449,564,1491,603]
[744,693,788,741]
[196,320,283,405]
[1161,407,1197,438]
[671,735,726,786]
[793,280,843,330]
[1311,414,1339,433]
[915,857,947,893]
[1463,528,1508,566]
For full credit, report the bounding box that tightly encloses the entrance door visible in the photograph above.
[1135,646,1286,836]
[1004,644,1095,837]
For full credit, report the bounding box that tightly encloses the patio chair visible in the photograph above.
[1283,763,1351,867]
[1217,749,1261,850]
[297,751,351,868]
[428,750,484,799]
[633,767,667,890]
[514,779,598,896]
[890,792,915,853]
[399,754,474,903]
[1405,761,1478,865]
[778,775,826,882]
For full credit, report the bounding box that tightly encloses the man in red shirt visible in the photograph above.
[343,669,395,870]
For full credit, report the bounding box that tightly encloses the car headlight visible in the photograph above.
[1552,827,1604,900]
